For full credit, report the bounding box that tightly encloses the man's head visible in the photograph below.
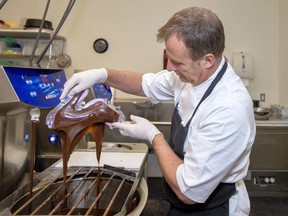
[157,7,225,85]
[157,7,225,61]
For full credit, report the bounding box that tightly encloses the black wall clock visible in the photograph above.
[93,38,109,53]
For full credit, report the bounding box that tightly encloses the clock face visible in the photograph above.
[93,38,109,53]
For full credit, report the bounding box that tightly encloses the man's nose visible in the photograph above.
[166,60,177,71]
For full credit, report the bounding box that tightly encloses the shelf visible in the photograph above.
[0,29,65,40]
[0,54,52,59]
[0,29,67,68]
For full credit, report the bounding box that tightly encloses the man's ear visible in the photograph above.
[202,54,216,69]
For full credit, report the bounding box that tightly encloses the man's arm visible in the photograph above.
[105,69,145,97]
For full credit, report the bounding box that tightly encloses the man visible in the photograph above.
[60,7,256,215]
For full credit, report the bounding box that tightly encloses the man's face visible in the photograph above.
[165,35,204,85]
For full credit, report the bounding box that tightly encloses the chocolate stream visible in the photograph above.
[49,91,119,211]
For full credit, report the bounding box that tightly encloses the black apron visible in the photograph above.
[162,61,236,216]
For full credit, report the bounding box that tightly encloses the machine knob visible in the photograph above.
[270,177,275,184]
[24,133,29,142]
[48,133,59,144]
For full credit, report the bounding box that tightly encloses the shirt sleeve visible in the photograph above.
[142,70,181,103]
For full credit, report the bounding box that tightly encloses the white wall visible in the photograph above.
[0,0,283,106]
[279,0,288,107]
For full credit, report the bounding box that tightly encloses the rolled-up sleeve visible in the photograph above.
[142,71,179,103]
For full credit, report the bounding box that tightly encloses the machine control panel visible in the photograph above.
[3,66,66,108]
[91,83,112,101]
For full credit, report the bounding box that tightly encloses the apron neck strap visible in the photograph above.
[186,61,228,127]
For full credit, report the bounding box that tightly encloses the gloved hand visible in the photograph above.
[60,68,108,100]
[111,115,162,144]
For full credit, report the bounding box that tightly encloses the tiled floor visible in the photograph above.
[141,178,288,216]
[249,197,288,216]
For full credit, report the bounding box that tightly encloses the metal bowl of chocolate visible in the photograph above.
[254,107,273,120]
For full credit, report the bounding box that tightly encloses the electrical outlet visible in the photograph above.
[254,176,276,185]
[260,93,266,102]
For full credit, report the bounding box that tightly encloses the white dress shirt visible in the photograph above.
[142,58,256,215]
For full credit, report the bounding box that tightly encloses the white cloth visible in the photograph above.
[229,180,251,215]
[142,57,256,215]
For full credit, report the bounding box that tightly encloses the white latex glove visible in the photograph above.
[60,68,108,100]
[111,115,162,144]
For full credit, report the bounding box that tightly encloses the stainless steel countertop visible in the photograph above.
[256,117,288,126]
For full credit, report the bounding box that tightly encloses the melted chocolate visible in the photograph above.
[51,91,119,201]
